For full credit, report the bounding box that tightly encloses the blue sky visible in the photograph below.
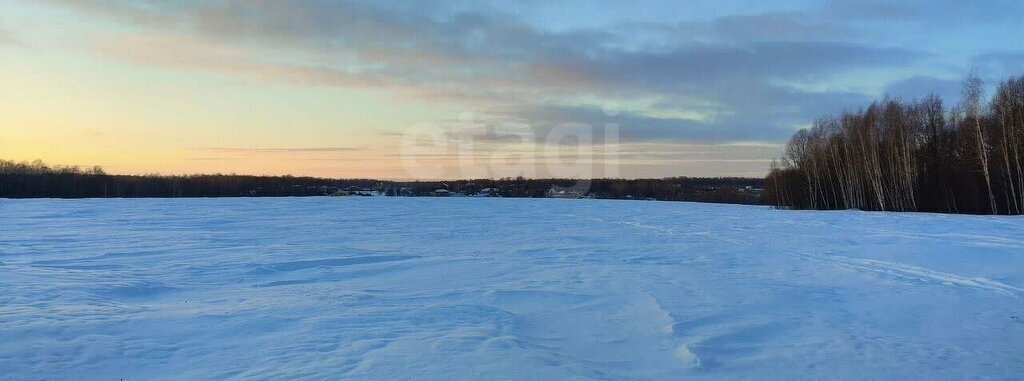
[1,0,1022,178]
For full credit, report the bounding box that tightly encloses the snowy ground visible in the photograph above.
[1,198,1022,380]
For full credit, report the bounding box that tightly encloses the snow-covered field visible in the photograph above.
[1,198,1022,380]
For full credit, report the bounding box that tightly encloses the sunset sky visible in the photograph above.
[2,0,1022,179]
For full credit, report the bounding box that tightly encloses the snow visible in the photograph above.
[1,197,1022,380]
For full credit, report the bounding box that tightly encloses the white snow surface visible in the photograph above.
[1,197,1022,380]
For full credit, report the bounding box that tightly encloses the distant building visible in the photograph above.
[433,189,450,197]
[331,186,376,196]
[546,186,585,199]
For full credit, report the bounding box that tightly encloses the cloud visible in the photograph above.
[884,76,963,103]
[198,146,361,153]
[545,41,916,88]
[44,0,956,151]
[712,12,853,42]
[881,53,1024,106]
[90,35,386,89]
[822,0,1023,24]
[972,53,1024,81]
[483,104,790,144]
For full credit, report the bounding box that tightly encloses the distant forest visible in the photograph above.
[766,73,1024,215]
[0,159,763,204]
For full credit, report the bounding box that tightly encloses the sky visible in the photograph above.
[2,0,1023,179]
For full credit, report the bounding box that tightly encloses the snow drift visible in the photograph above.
[1,198,1021,380]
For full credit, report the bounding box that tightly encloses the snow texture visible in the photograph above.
[1,198,1022,380]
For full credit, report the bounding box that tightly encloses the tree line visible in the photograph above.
[765,73,1024,214]
[0,160,380,198]
[400,177,763,203]
[0,159,764,204]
